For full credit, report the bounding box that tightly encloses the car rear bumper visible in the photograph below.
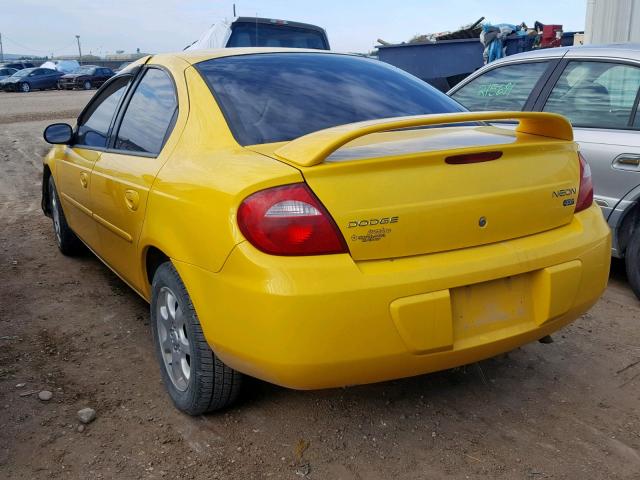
[174,204,611,389]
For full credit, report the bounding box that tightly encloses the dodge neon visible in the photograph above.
[41,49,611,414]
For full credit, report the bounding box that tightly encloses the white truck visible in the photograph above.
[184,16,330,50]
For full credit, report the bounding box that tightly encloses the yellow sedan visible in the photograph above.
[41,48,611,414]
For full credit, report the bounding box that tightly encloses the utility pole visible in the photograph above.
[0,32,4,63]
[233,3,236,16]
[75,35,82,64]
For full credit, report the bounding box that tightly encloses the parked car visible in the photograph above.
[41,49,609,414]
[0,61,35,70]
[448,43,640,299]
[58,65,115,90]
[2,67,64,92]
[185,16,329,50]
[0,67,18,80]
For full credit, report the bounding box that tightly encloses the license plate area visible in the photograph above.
[451,274,534,341]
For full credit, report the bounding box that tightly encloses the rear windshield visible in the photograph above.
[227,22,328,50]
[196,53,466,145]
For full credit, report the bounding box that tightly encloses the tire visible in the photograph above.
[151,262,242,414]
[20,82,30,93]
[48,176,83,255]
[625,230,640,300]
[83,80,92,90]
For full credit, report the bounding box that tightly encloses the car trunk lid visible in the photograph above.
[247,112,580,261]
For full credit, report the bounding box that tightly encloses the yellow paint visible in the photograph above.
[531,261,582,326]
[390,290,453,354]
[275,111,574,167]
[44,48,611,390]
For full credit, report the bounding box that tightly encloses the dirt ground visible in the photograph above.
[1,89,639,480]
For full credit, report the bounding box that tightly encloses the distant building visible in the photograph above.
[585,0,640,44]
[55,54,101,62]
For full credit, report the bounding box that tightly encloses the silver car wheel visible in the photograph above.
[50,189,62,245]
[157,286,191,392]
[20,82,30,93]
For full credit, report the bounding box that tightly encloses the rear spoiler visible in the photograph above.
[275,111,573,167]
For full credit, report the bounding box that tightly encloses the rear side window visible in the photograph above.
[227,22,328,49]
[451,61,550,111]
[543,61,640,129]
[115,68,178,155]
[76,76,131,148]
[196,53,465,145]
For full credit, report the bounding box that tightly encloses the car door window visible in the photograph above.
[451,61,550,111]
[76,76,132,148]
[114,68,177,155]
[543,61,640,129]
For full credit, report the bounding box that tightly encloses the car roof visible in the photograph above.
[169,47,338,65]
[490,43,640,65]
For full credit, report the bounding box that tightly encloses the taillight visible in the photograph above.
[237,184,348,256]
[575,152,594,213]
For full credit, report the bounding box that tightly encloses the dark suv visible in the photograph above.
[0,61,35,70]
[58,65,115,90]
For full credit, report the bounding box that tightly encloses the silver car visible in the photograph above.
[448,44,640,299]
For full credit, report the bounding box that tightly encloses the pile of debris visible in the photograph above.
[377,18,576,64]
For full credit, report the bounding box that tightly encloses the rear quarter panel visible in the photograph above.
[139,65,302,291]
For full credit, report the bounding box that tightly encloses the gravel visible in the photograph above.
[37,391,53,401]
[77,408,96,424]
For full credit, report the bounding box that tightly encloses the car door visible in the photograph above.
[55,75,134,250]
[97,69,111,87]
[537,59,640,221]
[42,69,58,89]
[28,69,45,88]
[90,66,180,290]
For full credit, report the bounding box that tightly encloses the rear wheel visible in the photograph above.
[48,176,83,255]
[625,231,640,300]
[20,82,30,93]
[151,262,242,414]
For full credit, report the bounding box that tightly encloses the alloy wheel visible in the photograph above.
[156,286,191,392]
[50,188,62,246]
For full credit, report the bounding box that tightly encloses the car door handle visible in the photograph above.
[124,189,140,211]
[612,154,640,171]
[79,172,89,188]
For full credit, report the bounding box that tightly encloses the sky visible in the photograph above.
[2,0,587,56]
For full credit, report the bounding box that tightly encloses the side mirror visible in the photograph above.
[44,123,73,145]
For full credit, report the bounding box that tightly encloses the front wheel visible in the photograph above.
[20,82,30,93]
[48,176,83,255]
[151,262,242,414]
[83,80,92,90]
[625,230,640,300]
